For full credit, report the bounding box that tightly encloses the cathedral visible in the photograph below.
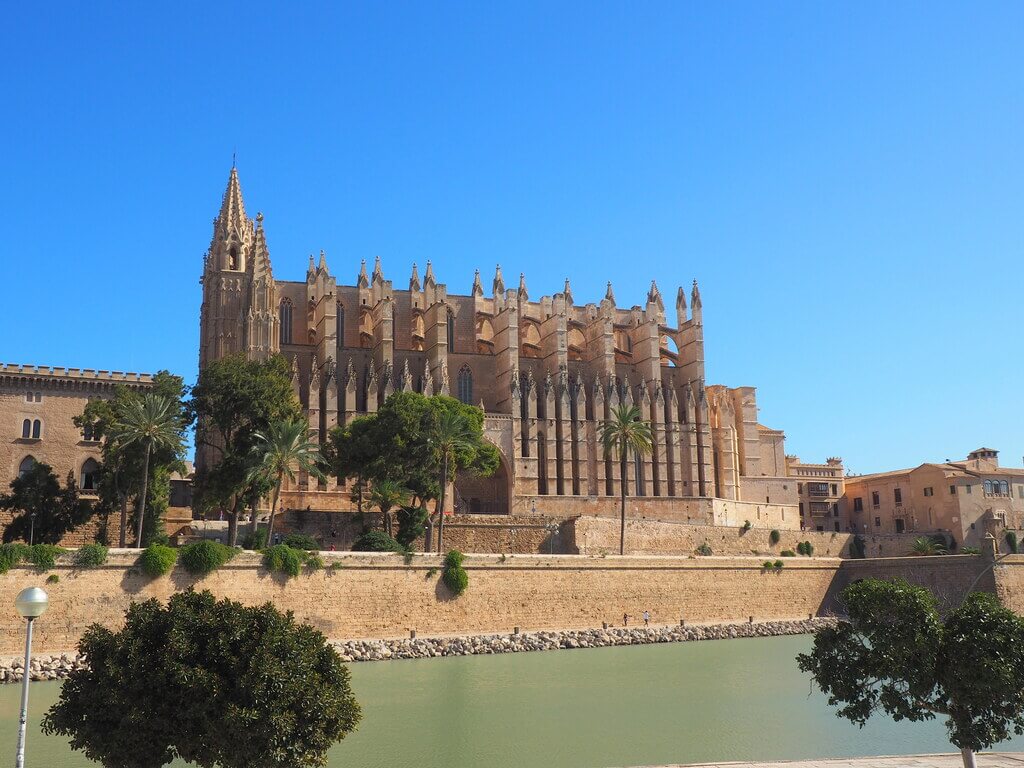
[199,168,799,527]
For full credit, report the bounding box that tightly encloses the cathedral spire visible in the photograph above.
[307,254,316,280]
[691,279,702,310]
[518,272,528,301]
[563,277,573,306]
[318,249,328,273]
[605,281,615,304]
[647,280,662,306]
[216,166,247,232]
[424,260,436,288]
[471,269,483,297]
[410,262,421,292]
[372,256,384,284]
[357,259,369,288]
[493,264,505,296]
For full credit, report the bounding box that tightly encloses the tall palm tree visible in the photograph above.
[110,394,182,548]
[247,419,324,548]
[428,409,475,552]
[368,479,411,537]
[598,403,653,556]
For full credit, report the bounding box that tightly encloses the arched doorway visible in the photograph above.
[454,451,509,515]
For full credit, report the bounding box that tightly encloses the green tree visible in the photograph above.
[912,536,948,556]
[368,479,411,536]
[75,371,188,547]
[190,354,302,545]
[395,505,429,550]
[598,403,653,555]
[0,463,93,544]
[797,578,1024,768]
[43,590,360,768]
[247,419,325,548]
[428,408,475,553]
[108,393,184,548]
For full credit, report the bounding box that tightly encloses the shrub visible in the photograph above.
[762,560,774,569]
[426,567,438,578]
[74,544,108,568]
[28,544,66,570]
[241,526,268,551]
[283,533,319,551]
[850,535,867,559]
[442,549,469,596]
[769,529,781,545]
[351,530,404,553]
[804,541,814,557]
[0,543,30,574]
[695,543,713,556]
[1007,531,1019,554]
[305,553,325,571]
[395,506,429,550]
[774,560,784,569]
[46,573,59,584]
[780,549,796,557]
[962,546,982,555]
[263,545,304,577]
[796,541,806,555]
[179,540,236,576]
[138,544,178,578]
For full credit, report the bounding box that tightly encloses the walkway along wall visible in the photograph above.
[0,551,1010,656]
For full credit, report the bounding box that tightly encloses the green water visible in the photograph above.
[2,635,1022,767]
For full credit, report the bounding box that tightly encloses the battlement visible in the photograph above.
[0,363,155,384]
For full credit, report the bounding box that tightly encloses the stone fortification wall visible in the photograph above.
[992,555,1024,614]
[567,516,927,559]
[0,550,995,657]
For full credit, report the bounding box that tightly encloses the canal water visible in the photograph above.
[1,634,1021,767]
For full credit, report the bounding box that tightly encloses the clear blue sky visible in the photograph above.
[2,3,1022,473]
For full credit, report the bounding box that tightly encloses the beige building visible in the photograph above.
[841,448,1024,548]
[198,167,803,527]
[786,456,846,533]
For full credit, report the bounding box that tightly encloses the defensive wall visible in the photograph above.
[0,550,1014,656]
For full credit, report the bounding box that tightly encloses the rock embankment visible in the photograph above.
[0,618,837,682]
[331,617,837,662]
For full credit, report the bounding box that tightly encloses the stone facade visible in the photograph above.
[786,456,846,532]
[841,447,1024,548]
[198,167,804,522]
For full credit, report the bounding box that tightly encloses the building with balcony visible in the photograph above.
[786,456,846,532]
[840,448,1024,548]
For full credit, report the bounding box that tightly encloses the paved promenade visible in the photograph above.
[644,754,1024,768]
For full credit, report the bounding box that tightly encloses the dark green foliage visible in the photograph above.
[774,559,783,569]
[442,549,469,596]
[74,544,108,568]
[351,530,404,553]
[849,535,867,559]
[1007,531,1019,554]
[0,543,31,574]
[138,544,178,578]
[912,536,947,556]
[780,549,796,557]
[961,546,982,555]
[263,545,304,577]
[769,529,781,545]
[178,540,236,576]
[762,560,774,569]
[796,541,815,557]
[42,590,360,768]
[0,462,95,545]
[395,505,429,549]
[46,574,59,584]
[797,578,1024,754]
[695,543,712,556]
[242,525,268,551]
[282,533,319,551]
[28,544,66,570]
[305,553,324,571]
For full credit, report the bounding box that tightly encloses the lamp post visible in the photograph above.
[28,512,35,547]
[545,521,559,555]
[14,587,48,768]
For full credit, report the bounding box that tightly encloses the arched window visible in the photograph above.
[31,420,41,439]
[457,366,473,405]
[21,419,30,439]
[984,480,993,494]
[279,298,293,345]
[336,302,345,352]
[81,459,101,491]
[18,456,35,478]
[1000,480,1010,495]
[228,246,240,271]
[447,310,456,351]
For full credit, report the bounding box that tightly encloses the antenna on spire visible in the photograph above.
[232,150,237,169]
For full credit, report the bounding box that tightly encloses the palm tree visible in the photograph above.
[109,394,181,548]
[912,536,947,556]
[598,403,653,556]
[368,479,411,537]
[428,409,475,552]
[247,420,324,548]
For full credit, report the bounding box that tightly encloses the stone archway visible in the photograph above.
[455,452,509,515]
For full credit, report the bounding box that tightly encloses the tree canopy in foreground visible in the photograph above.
[43,590,360,768]
[797,578,1024,768]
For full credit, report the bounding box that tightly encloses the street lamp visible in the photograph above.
[28,512,35,547]
[545,521,559,554]
[14,587,47,768]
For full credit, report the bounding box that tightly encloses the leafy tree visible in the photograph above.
[368,479,411,536]
[247,419,324,548]
[351,530,404,552]
[395,505,429,550]
[75,371,188,547]
[107,393,183,548]
[598,403,653,555]
[0,463,93,544]
[43,590,360,768]
[190,354,302,545]
[797,578,1024,768]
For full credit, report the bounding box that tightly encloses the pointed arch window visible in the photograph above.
[279,298,293,345]
[18,456,35,478]
[31,420,41,439]
[228,246,241,271]
[447,310,456,351]
[81,458,101,492]
[457,365,473,405]
[21,419,30,439]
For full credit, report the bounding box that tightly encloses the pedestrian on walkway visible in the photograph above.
[643,610,650,627]
[623,613,628,627]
